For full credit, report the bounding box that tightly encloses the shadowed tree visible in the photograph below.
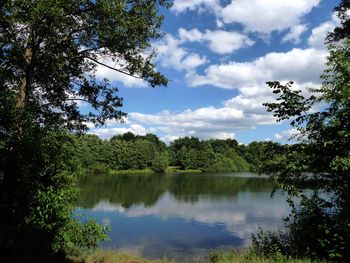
[0,0,170,261]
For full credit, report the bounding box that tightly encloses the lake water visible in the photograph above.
[75,172,290,261]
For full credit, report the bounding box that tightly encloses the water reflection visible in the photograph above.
[76,173,289,261]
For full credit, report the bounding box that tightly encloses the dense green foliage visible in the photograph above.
[71,132,169,172]
[169,137,250,172]
[253,5,350,261]
[70,132,288,173]
[0,0,170,261]
[0,122,109,261]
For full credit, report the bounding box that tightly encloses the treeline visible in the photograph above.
[71,132,287,173]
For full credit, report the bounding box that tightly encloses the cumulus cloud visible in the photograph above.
[179,28,254,54]
[89,123,148,139]
[93,52,147,88]
[275,128,299,142]
[308,14,339,50]
[172,0,221,14]
[153,34,208,73]
[92,14,337,143]
[220,0,320,33]
[190,48,326,89]
[282,24,308,44]
[95,64,147,88]
[128,103,276,143]
[173,0,320,35]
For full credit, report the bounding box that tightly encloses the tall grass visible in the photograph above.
[68,249,174,263]
[208,249,326,263]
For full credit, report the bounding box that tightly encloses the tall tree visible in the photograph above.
[0,0,170,260]
[254,17,350,263]
[327,0,350,42]
[1,0,169,131]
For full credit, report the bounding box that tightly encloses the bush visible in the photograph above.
[0,128,108,261]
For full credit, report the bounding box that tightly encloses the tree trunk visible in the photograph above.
[16,46,33,110]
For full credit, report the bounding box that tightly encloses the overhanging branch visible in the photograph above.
[85,56,143,79]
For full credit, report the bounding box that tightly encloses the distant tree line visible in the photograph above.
[70,131,290,173]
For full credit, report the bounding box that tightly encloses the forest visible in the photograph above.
[70,132,288,173]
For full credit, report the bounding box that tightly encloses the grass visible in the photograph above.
[208,249,325,263]
[69,249,174,263]
[68,249,326,263]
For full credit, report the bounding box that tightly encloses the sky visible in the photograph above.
[87,0,340,144]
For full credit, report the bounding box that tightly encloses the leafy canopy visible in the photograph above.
[1,0,170,131]
[0,0,170,261]
[257,14,350,262]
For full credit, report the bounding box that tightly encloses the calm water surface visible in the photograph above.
[75,172,289,261]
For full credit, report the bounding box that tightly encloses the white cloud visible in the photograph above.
[92,45,328,142]
[179,28,254,54]
[190,48,326,89]
[89,123,148,139]
[220,0,320,33]
[92,14,339,143]
[94,56,147,88]
[173,0,320,35]
[308,14,338,50]
[172,0,221,14]
[128,102,276,143]
[154,34,207,72]
[282,24,308,44]
[215,132,236,140]
[275,128,299,142]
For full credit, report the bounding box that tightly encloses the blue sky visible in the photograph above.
[88,0,340,144]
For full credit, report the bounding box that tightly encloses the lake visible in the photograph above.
[75,172,290,261]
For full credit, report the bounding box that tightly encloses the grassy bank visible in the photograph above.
[68,249,324,263]
[109,168,155,175]
[69,249,174,263]
[208,250,325,263]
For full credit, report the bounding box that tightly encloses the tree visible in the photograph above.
[0,0,170,260]
[327,0,350,42]
[1,0,169,130]
[253,39,350,262]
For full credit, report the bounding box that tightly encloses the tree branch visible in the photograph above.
[85,56,143,79]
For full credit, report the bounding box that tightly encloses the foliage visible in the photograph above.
[1,0,169,130]
[152,151,170,172]
[72,133,271,173]
[255,39,350,261]
[0,126,109,261]
[72,133,169,172]
[169,137,252,172]
[68,249,175,263]
[327,0,350,42]
[0,0,170,260]
[208,249,325,263]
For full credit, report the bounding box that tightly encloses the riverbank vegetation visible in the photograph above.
[67,248,325,263]
[70,132,286,174]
